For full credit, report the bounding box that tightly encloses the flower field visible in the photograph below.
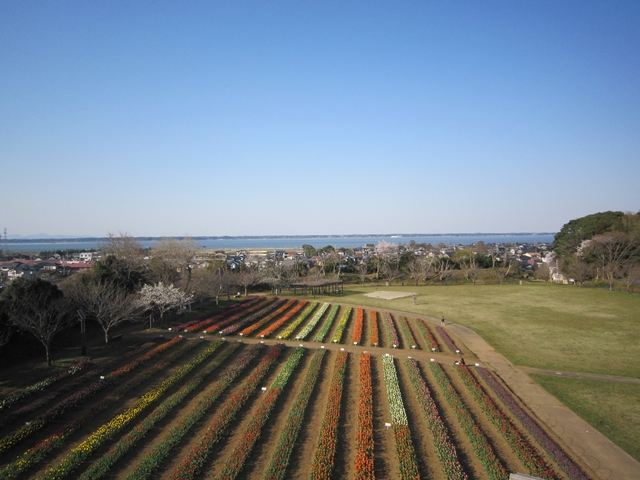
[0,298,595,480]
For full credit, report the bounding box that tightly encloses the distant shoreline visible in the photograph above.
[6,232,556,244]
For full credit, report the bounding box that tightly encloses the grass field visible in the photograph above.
[530,375,640,462]
[308,282,640,378]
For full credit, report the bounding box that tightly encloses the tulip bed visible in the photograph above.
[277,301,318,339]
[331,306,353,343]
[263,348,326,480]
[381,355,420,479]
[404,358,467,480]
[0,337,191,479]
[204,297,280,334]
[476,367,590,480]
[398,316,418,349]
[354,353,374,480]
[0,336,184,456]
[0,359,91,413]
[169,344,285,480]
[384,311,401,348]
[436,326,461,353]
[78,341,240,480]
[216,347,305,479]
[369,310,379,346]
[175,297,260,332]
[295,302,330,340]
[239,299,298,336]
[218,298,286,335]
[416,319,440,351]
[309,350,348,480]
[40,339,226,480]
[428,362,509,480]
[351,308,364,345]
[255,300,308,338]
[311,304,340,343]
[456,364,556,479]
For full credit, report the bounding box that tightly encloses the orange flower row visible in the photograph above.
[351,308,364,345]
[238,299,297,336]
[255,300,309,337]
[369,311,379,346]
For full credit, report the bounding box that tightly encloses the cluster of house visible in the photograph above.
[0,256,95,281]
[1,242,553,283]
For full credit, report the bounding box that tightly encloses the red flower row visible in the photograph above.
[309,351,349,480]
[415,319,440,351]
[180,297,262,332]
[202,297,279,334]
[239,299,298,336]
[354,353,374,479]
[384,312,400,348]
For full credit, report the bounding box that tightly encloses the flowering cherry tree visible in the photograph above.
[138,282,193,324]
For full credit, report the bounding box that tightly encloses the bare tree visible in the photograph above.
[494,261,513,285]
[563,258,594,287]
[149,237,200,290]
[356,262,369,285]
[100,232,145,285]
[236,269,262,296]
[406,257,423,286]
[1,278,75,366]
[585,232,640,290]
[65,279,141,343]
[620,263,640,294]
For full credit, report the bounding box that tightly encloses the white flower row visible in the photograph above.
[295,303,330,340]
[381,355,408,426]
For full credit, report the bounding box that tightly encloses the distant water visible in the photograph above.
[5,234,555,253]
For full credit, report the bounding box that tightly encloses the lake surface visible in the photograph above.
[6,234,556,252]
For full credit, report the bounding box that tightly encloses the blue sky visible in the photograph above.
[2,1,639,237]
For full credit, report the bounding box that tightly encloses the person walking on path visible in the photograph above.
[412,296,417,305]
[441,316,445,326]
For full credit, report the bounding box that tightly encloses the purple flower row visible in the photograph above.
[436,326,461,353]
[476,367,590,480]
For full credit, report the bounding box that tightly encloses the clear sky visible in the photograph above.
[2,1,639,237]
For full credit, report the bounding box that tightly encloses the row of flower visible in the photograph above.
[351,308,364,345]
[415,319,440,352]
[256,300,309,338]
[264,348,326,480]
[428,362,508,480]
[0,336,184,456]
[0,342,154,429]
[331,306,353,343]
[476,367,590,480]
[174,297,259,331]
[203,297,279,334]
[0,337,192,479]
[78,342,240,480]
[384,312,401,348]
[186,297,268,333]
[398,316,418,349]
[381,355,420,479]
[369,311,379,346]
[216,347,306,479]
[294,302,330,340]
[456,364,556,479]
[311,304,340,343]
[309,350,349,479]
[0,358,91,412]
[40,338,224,480]
[239,299,298,336]
[354,353,375,479]
[277,302,318,339]
[124,343,267,480]
[217,298,286,335]
[404,358,467,480]
[436,326,461,353]
[169,344,286,480]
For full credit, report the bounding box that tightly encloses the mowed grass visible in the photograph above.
[530,375,640,462]
[308,282,640,378]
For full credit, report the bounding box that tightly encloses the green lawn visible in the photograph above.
[530,375,640,462]
[305,282,640,378]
